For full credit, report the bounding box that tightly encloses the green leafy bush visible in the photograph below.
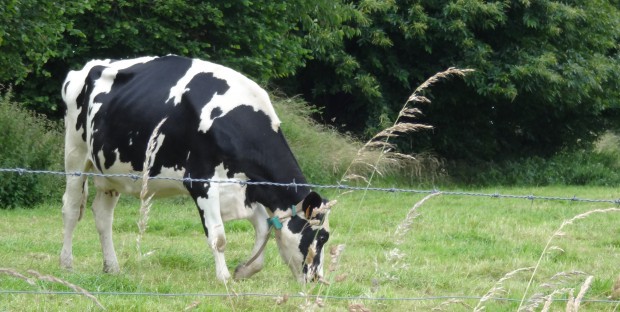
[448,146,620,186]
[0,90,63,208]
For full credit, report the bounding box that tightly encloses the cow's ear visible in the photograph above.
[302,191,322,219]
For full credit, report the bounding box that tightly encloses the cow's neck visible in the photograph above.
[246,166,311,214]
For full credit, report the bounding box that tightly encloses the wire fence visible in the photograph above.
[2,289,620,305]
[2,166,620,309]
[2,167,620,205]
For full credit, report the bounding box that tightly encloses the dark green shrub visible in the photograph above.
[0,90,63,208]
[447,148,620,186]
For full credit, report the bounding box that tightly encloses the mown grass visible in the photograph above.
[2,186,620,311]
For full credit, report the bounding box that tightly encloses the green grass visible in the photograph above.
[2,186,620,311]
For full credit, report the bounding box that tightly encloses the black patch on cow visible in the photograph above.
[75,66,105,141]
[207,105,311,210]
[88,56,198,173]
[210,107,223,119]
[63,81,70,95]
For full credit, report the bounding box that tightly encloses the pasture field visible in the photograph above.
[1,186,620,311]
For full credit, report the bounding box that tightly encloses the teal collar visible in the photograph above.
[267,205,297,230]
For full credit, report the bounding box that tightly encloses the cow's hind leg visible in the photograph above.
[60,175,88,270]
[91,189,121,273]
[234,204,270,280]
[191,183,231,281]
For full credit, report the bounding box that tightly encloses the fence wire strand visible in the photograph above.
[2,289,620,305]
[1,167,619,205]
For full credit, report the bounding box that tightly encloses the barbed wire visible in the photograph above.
[1,167,620,205]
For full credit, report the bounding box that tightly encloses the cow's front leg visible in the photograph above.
[91,189,121,273]
[193,183,230,281]
[234,204,270,279]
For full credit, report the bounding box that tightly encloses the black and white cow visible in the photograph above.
[60,55,331,282]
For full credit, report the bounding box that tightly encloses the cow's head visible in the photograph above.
[273,192,332,283]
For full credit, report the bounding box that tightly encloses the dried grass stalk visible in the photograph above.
[344,67,473,185]
[348,303,371,312]
[571,275,593,312]
[393,192,441,245]
[2,268,104,309]
[275,294,289,305]
[183,300,201,311]
[410,67,475,100]
[432,299,471,311]
[342,67,473,186]
[342,174,370,184]
[521,271,588,312]
[399,107,423,117]
[474,267,534,312]
[371,123,433,141]
[137,118,167,258]
[566,289,575,312]
[540,288,572,312]
[28,270,105,310]
[362,141,396,151]
[386,152,417,162]
[0,267,36,285]
[329,244,346,273]
[611,275,620,299]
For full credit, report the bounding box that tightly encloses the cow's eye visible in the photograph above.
[317,233,329,245]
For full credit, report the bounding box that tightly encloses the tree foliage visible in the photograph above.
[11,0,333,115]
[1,0,619,162]
[0,0,88,83]
[288,0,620,160]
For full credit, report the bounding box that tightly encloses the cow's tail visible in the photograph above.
[78,178,88,221]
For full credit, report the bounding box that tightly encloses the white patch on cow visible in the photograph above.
[275,223,305,282]
[62,59,112,106]
[212,163,253,221]
[196,186,231,281]
[165,58,281,133]
[63,59,112,142]
[166,61,205,106]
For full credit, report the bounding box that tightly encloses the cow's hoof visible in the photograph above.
[103,262,120,274]
[234,264,249,280]
[60,251,73,270]
[234,263,260,280]
[216,269,231,282]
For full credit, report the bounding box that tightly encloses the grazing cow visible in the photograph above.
[60,55,331,282]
